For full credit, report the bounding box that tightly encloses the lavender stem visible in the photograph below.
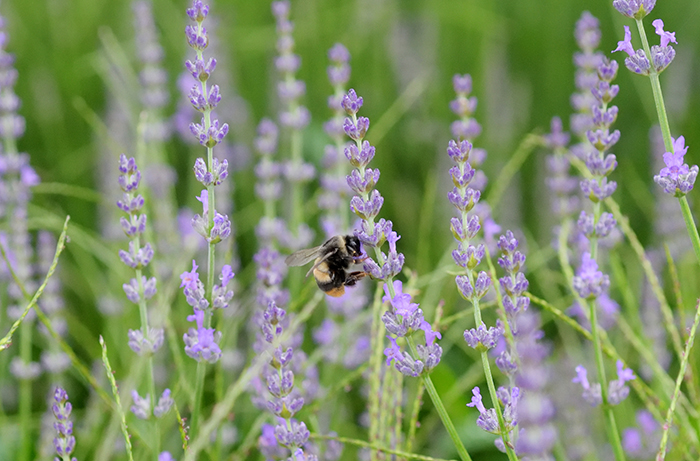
[657,298,700,460]
[406,336,473,461]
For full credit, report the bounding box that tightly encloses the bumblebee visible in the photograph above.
[285,235,366,297]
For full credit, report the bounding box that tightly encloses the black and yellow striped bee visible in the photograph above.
[285,235,366,297]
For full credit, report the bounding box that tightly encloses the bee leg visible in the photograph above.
[354,254,369,263]
[344,271,367,286]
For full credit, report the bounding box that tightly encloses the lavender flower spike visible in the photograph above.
[653,135,698,196]
[612,0,656,19]
[256,301,313,457]
[572,365,603,406]
[52,387,77,461]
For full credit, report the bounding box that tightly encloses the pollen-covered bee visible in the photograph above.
[285,235,367,297]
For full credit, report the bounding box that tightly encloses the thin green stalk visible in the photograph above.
[406,337,472,461]
[18,318,32,461]
[634,19,672,152]
[588,296,626,461]
[310,432,457,461]
[368,283,386,461]
[657,299,700,460]
[480,351,518,461]
[190,360,207,441]
[100,336,135,461]
[467,288,517,460]
[678,196,700,266]
[393,371,404,454]
[378,367,396,451]
[134,267,160,458]
[405,379,425,456]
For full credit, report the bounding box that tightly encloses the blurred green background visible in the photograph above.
[2,0,700,459]
[4,0,700,260]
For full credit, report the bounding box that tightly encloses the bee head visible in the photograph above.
[345,235,362,258]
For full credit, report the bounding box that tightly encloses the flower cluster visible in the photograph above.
[269,0,314,252]
[342,88,440,376]
[180,0,235,369]
[342,89,403,280]
[1,12,41,381]
[544,117,577,221]
[578,58,619,207]
[573,360,635,406]
[130,388,174,420]
[319,43,353,237]
[253,119,290,309]
[52,387,77,461]
[117,155,160,348]
[494,232,556,456]
[257,301,316,460]
[382,281,442,377]
[180,260,234,363]
[445,75,496,350]
[132,0,170,141]
[612,0,656,19]
[613,19,676,75]
[467,386,518,438]
[570,11,605,138]
[653,135,698,196]
[186,1,229,148]
[272,0,311,132]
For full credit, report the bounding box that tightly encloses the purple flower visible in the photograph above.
[575,11,602,51]
[183,309,222,363]
[613,25,635,57]
[128,327,164,356]
[572,252,610,299]
[466,387,499,433]
[131,390,152,420]
[383,335,403,366]
[654,135,698,195]
[52,387,76,459]
[122,275,157,304]
[612,0,656,19]
[652,19,677,48]
[608,360,636,405]
[572,365,603,406]
[622,410,660,459]
[341,88,363,115]
[464,323,502,350]
[624,49,652,75]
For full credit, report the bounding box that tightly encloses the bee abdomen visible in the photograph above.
[313,261,345,296]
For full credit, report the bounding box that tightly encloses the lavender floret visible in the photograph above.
[52,387,77,460]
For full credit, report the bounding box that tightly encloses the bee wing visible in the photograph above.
[285,246,323,267]
[304,248,338,277]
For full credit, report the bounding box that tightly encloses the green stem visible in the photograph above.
[407,338,472,461]
[368,283,385,461]
[467,283,517,460]
[588,296,626,461]
[678,196,700,266]
[480,351,518,461]
[310,432,456,461]
[100,336,135,461]
[634,19,673,152]
[657,299,700,460]
[405,379,425,456]
[18,318,32,461]
[190,360,207,441]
